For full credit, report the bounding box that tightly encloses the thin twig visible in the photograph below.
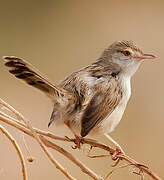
[0,114,102,180]
[40,136,103,180]
[104,163,134,180]
[0,101,162,180]
[0,98,76,180]
[117,154,162,180]
[0,124,27,180]
[0,98,24,121]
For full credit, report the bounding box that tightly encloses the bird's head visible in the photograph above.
[101,40,156,77]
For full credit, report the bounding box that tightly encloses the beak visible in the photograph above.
[137,53,157,60]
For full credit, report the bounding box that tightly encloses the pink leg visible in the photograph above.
[104,133,125,160]
[64,121,82,149]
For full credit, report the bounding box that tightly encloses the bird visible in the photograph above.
[2,40,156,155]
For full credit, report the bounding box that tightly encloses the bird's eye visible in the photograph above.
[123,50,131,56]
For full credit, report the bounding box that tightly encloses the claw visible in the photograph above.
[73,136,83,149]
[65,135,82,149]
[111,158,121,167]
[111,146,125,161]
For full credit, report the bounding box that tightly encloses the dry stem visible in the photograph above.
[0,124,27,180]
[0,99,162,180]
[0,99,75,180]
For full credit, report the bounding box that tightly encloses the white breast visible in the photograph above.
[99,76,131,134]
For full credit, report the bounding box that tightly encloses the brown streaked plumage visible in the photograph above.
[3,40,156,152]
[4,56,67,99]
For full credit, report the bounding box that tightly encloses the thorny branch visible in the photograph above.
[0,98,162,180]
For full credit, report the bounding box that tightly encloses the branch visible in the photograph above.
[0,98,76,180]
[0,100,102,180]
[0,124,27,180]
[0,99,162,180]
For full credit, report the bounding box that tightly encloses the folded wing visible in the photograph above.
[81,78,122,137]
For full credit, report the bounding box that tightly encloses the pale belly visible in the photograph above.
[70,101,128,137]
[67,75,131,137]
[89,76,131,136]
[95,103,127,135]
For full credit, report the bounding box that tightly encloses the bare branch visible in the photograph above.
[0,99,162,180]
[0,98,25,121]
[0,104,102,180]
[40,136,103,180]
[104,163,134,180]
[0,124,27,180]
[0,98,76,180]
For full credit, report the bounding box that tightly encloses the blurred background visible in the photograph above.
[0,0,163,179]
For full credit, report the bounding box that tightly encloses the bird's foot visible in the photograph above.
[110,146,125,167]
[72,135,84,149]
[111,146,125,161]
[65,135,83,149]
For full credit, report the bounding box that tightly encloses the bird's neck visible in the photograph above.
[93,58,141,79]
[93,59,121,75]
[119,60,141,78]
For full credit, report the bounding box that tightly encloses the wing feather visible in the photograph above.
[81,78,122,137]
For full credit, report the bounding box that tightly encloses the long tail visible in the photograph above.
[3,56,66,101]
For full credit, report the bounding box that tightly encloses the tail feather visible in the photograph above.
[3,56,66,100]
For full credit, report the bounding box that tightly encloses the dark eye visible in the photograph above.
[123,50,131,56]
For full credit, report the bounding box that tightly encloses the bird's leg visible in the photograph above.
[104,133,125,160]
[64,121,83,149]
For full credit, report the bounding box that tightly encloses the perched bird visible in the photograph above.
[3,40,156,154]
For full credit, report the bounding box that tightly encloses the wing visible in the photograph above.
[3,56,67,100]
[81,78,122,137]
